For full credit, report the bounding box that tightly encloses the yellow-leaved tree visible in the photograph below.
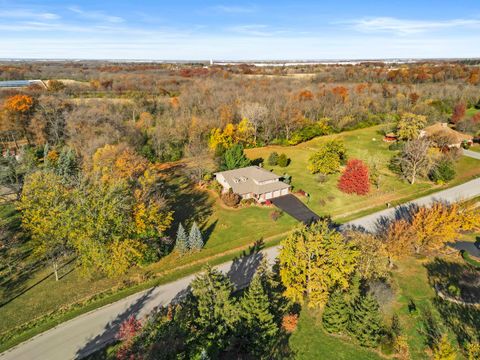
[279,221,359,308]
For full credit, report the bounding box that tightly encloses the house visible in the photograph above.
[383,132,398,142]
[420,123,473,148]
[214,166,290,202]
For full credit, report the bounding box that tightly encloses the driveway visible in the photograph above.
[2,177,480,360]
[271,194,320,224]
[463,149,480,160]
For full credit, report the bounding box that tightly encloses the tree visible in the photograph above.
[396,112,427,141]
[267,152,279,166]
[429,158,456,183]
[18,171,74,281]
[308,140,347,175]
[221,143,250,170]
[279,221,359,308]
[467,342,480,360]
[188,222,204,251]
[190,265,238,355]
[221,188,241,207]
[348,294,383,347]
[382,220,414,268]
[4,94,35,143]
[322,289,350,334]
[451,103,466,124]
[432,334,457,360]
[175,223,188,254]
[347,231,388,280]
[237,274,278,358]
[338,159,370,195]
[394,138,433,184]
[410,203,463,254]
[277,153,289,167]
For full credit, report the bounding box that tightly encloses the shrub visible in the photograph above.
[338,159,370,195]
[429,159,456,183]
[221,189,241,207]
[270,210,283,221]
[282,314,299,333]
[388,141,404,151]
[277,153,289,167]
[447,284,461,298]
[282,173,292,184]
[267,152,279,166]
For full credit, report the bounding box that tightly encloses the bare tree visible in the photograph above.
[396,138,433,184]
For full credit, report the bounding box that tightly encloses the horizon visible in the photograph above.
[1,0,480,59]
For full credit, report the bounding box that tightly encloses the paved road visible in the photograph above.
[2,177,480,360]
[463,149,480,160]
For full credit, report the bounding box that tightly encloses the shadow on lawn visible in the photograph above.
[425,258,480,347]
[75,287,156,359]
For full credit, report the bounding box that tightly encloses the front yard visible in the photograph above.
[246,125,480,219]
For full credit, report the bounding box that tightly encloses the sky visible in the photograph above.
[0,0,480,60]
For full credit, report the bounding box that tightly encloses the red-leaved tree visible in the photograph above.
[451,103,466,124]
[338,159,370,195]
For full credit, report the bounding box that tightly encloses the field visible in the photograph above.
[246,125,480,219]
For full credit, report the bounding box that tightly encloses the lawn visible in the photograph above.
[289,308,383,360]
[246,125,480,219]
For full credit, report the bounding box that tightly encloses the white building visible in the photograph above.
[215,166,290,202]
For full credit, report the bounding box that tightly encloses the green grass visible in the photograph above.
[246,125,480,219]
[289,308,383,360]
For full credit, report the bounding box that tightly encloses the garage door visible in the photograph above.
[273,190,280,198]
[265,192,272,199]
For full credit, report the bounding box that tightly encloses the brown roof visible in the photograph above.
[422,123,473,144]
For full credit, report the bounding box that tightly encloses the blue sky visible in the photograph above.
[1,0,479,59]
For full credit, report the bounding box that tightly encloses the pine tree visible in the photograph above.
[237,274,278,358]
[432,334,457,360]
[188,222,204,250]
[175,223,188,254]
[348,294,383,347]
[190,265,237,354]
[322,289,350,334]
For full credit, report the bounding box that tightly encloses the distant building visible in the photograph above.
[420,122,473,148]
[214,166,290,202]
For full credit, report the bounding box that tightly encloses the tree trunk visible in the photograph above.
[53,260,59,281]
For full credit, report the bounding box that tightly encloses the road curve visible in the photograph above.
[1,177,480,360]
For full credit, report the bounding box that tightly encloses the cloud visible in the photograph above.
[211,5,256,14]
[68,6,124,23]
[227,24,290,37]
[0,9,59,20]
[345,17,480,35]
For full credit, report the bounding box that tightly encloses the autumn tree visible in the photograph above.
[382,220,414,268]
[3,94,35,143]
[308,140,347,175]
[346,231,387,280]
[432,334,457,360]
[18,171,74,281]
[451,102,466,124]
[279,221,359,308]
[338,159,370,195]
[410,203,463,254]
[396,113,427,141]
[394,138,433,184]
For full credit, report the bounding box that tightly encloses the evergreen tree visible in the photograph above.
[256,258,287,321]
[55,148,78,185]
[348,294,383,347]
[237,274,278,358]
[190,265,238,355]
[175,223,188,254]
[221,143,251,170]
[188,222,204,250]
[267,152,279,166]
[322,289,350,334]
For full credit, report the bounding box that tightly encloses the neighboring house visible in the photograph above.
[420,122,473,148]
[215,166,290,202]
